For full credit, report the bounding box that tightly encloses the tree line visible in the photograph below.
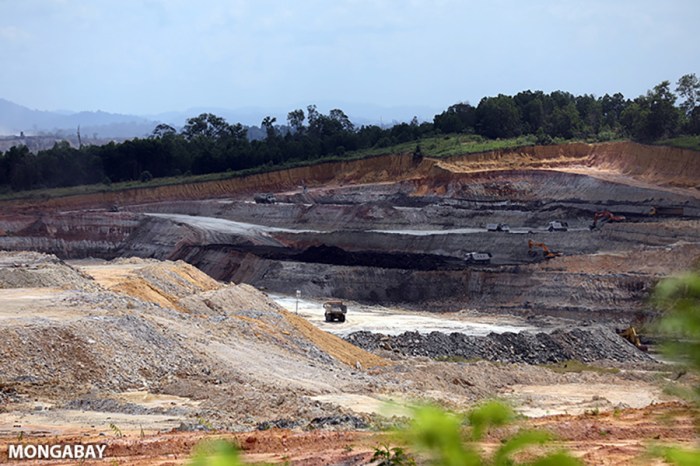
[1,75,698,193]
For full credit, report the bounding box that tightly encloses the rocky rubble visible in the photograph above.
[256,415,368,431]
[345,326,655,364]
[0,251,100,291]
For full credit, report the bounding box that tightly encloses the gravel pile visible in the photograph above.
[62,396,188,416]
[0,251,100,291]
[257,415,368,431]
[0,313,208,392]
[345,325,654,364]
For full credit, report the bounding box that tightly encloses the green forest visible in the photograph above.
[1,75,699,194]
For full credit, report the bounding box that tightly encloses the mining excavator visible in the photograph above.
[617,326,648,352]
[527,240,562,260]
[589,209,625,230]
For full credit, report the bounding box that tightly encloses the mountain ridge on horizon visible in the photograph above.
[0,98,440,139]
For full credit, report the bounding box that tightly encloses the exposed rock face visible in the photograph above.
[0,142,697,321]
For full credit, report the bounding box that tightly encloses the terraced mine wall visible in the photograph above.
[0,142,698,321]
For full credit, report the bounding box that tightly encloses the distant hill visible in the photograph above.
[0,98,157,138]
[0,98,441,142]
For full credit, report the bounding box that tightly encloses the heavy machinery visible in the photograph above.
[547,221,569,232]
[617,326,648,352]
[465,252,492,264]
[649,206,684,216]
[589,210,625,230]
[323,300,347,323]
[487,223,510,232]
[527,239,562,260]
[254,193,277,204]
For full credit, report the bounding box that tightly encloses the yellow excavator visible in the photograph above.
[617,326,648,352]
[527,240,562,260]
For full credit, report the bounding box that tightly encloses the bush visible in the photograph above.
[139,170,153,182]
[535,128,553,145]
[650,272,700,464]
[398,402,581,466]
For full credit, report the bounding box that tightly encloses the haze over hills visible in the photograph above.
[0,98,440,139]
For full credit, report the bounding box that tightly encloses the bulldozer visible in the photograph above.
[589,210,625,230]
[527,239,562,260]
[323,300,347,323]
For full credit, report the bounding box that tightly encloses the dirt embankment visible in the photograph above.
[2,141,697,212]
[0,252,388,426]
[588,141,700,188]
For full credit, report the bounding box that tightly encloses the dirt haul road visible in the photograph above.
[270,293,538,337]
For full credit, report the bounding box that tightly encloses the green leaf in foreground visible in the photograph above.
[188,439,242,466]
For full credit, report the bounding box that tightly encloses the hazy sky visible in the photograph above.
[0,0,698,117]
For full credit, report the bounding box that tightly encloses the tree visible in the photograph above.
[647,80,679,139]
[513,91,546,134]
[621,81,679,141]
[287,109,305,134]
[306,104,321,135]
[600,93,627,130]
[676,73,700,117]
[261,116,277,140]
[329,108,354,132]
[4,145,35,191]
[433,102,476,134]
[475,95,521,139]
[548,102,582,139]
[576,94,603,136]
[182,113,233,141]
[676,74,700,134]
[150,123,177,139]
[620,101,650,141]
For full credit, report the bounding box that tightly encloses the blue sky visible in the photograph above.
[0,0,698,119]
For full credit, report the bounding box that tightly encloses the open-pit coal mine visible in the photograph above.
[1,142,698,323]
[1,141,699,464]
[0,145,698,364]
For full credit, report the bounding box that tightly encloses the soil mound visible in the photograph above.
[0,311,206,393]
[108,259,220,311]
[0,252,386,419]
[0,251,99,291]
[102,258,386,368]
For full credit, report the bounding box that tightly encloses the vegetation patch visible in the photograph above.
[656,135,700,152]
[1,74,698,200]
